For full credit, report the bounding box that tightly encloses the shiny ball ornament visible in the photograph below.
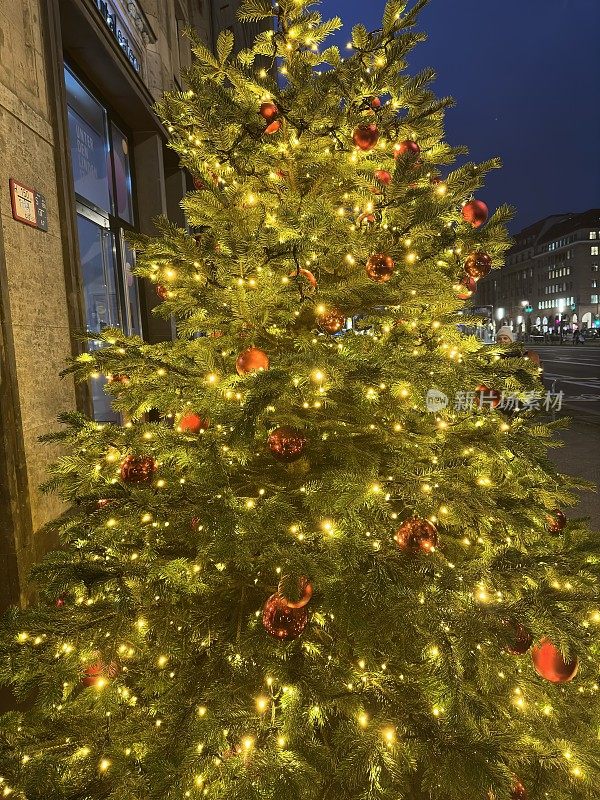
[531,638,578,683]
[394,518,438,554]
[368,96,382,110]
[259,101,279,121]
[374,169,392,186]
[81,659,120,688]
[461,199,489,228]
[179,412,210,434]
[267,427,307,463]
[264,120,281,135]
[289,268,318,288]
[546,508,567,534]
[357,212,376,226]
[464,251,492,280]
[120,455,157,484]
[236,347,270,375]
[455,275,477,300]
[511,781,527,800]
[475,384,502,409]
[193,176,206,190]
[394,139,420,159]
[317,308,346,334]
[366,253,395,283]
[107,373,129,385]
[503,620,534,656]
[262,593,309,640]
[353,123,380,151]
[156,284,169,300]
[96,498,113,510]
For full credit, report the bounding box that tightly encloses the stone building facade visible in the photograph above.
[0,0,262,610]
[477,209,600,336]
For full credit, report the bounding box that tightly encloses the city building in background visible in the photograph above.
[0,0,263,609]
[477,209,600,338]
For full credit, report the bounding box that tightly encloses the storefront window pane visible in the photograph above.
[65,67,111,213]
[77,213,122,422]
[110,122,133,223]
[121,236,142,337]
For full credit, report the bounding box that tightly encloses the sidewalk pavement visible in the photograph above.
[547,416,600,526]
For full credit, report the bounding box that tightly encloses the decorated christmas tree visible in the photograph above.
[1,1,598,798]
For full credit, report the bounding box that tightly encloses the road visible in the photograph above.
[527,344,600,417]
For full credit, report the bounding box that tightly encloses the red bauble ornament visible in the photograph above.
[454,275,477,300]
[193,176,206,190]
[289,268,318,288]
[317,308,346,334]
[368,96,382,110]
[464,251,492,280]
[262,594,309,640]
[503,620,534,656]
[178,412,210,434]
[366,253,395,283]
[264,120,281,135]
[259,101,279,122]
[374,169,392,186]
[156,284,169,300]
[531,638,578,683]
[461,199,489,228]
[474,384,502,409]
[107,373,129,385]
[511,780,528,800]
[357,212,376,226]
[81,659,119,688]
[120,455,157,484]
[546,509,567,534]
[353,123,380,151]
[394,518,439,554]
[394,140,420,159]
[236,347,270,375]
[267,427,307,463]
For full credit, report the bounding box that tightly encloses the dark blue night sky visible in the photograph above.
[324,0,599,232]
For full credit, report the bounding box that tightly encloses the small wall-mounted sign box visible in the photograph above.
[9,179,48,232]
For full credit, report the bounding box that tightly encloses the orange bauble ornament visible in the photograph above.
[531,638,578,683]
[475,385,502,409]
[264,120,281,135]
[259,101,279,121]
[511,780,527,800]
[262,578,312,640]
[289,268,318,288]
[454,275,477,300]
[267,427,307,463]
[374,169,392,186]
[120,455,157,484]
[156,284,169,300]
[546,508,567,533]
[317,308,346,334]
[393,139,420,159]
[461,199,489,228]
[394,518,438,553]
[353,123,380,151]
[236,347,270,375]
[366,253,395,283]
[178,412,210,434]
[503,620,534,656]
[464,251,492,280]
[107,373,129,385]
[81,658,120,688]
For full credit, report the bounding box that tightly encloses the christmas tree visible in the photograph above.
[1,1,598,798]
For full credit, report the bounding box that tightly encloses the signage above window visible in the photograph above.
[92,0,156,77]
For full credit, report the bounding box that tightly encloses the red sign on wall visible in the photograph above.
[9,179,48,232]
